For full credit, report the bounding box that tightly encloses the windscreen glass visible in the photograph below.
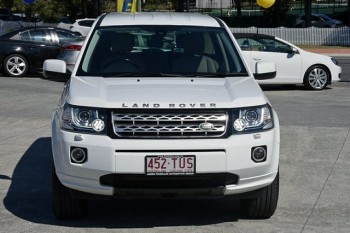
[77,25,247,77]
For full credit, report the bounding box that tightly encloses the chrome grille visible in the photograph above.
[112,112,228,138]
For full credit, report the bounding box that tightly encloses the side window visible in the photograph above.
[29,30,48,42]
[79,20,94,27]
[258,38,292,53]
[249,38,265,51]
[55,29,79,42]
[17,31,30,40]
[311,16,320,22]
[11,31,27,40]
[236,38,251,51]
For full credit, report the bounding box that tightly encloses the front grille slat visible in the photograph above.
[112,111,228,138]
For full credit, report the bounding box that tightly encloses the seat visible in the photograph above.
[101,33,143,73]
[172,33,219,73]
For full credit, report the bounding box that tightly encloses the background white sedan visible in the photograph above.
[234,33,341,90]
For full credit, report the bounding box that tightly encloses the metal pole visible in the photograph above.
[305,0,312,27]
[138,0,142,12]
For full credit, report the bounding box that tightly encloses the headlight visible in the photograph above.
[233,105,273,133]
[61,104,106,134]
[331,57,338,65]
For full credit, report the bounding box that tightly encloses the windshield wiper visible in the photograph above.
[102,73,186,77]
[199,72,249,77]
[101,72,248,78]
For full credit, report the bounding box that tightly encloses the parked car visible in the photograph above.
[57,39,84,72]
[44,12,280,220]
[0,27,83,77]
[295,13,345,28]
[69,18,95,37]
[234,33,341,90]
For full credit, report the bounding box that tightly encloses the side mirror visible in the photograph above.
[43,59,70,80]
[290,47,299,54]
[254,61,276,80]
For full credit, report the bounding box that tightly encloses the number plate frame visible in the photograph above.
[145,155,196,175]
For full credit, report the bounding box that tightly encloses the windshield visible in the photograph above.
[77,25,247,77]
[318,14,332,21]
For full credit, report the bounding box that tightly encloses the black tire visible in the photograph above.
[52,164,87,219]
[303,65,329,90]
[3,54,28,77]
[241,172,279,219]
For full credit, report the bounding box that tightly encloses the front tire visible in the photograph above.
[241,172,279,219]
[3,54,28,77]
[52,164,87,219]
[304,65,329,90]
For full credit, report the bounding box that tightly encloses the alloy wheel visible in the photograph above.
[6,56,27,76]
[307,68,328,90]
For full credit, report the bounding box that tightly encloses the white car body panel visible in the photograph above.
[52,110,280,196]
[67,76,268,108]
[49,13,280,202]
[70,18,95,37]
[101,12,220,27]
[239,36,341,85]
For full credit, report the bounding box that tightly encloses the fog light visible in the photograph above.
[70,147,87,163]
[251,146,267,162]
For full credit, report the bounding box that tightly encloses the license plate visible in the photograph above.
[145,155,195,175]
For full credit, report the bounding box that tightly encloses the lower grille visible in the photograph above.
[100,173,238,189]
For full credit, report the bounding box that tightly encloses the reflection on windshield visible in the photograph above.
[77,25,247,77]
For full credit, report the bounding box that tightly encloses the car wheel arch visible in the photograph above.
[2,53,31,76]
[303,64,331,89]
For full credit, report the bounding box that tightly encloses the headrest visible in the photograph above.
[176,33,204,54]
[110,33,134,53]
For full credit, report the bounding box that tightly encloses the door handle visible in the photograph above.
[253,57,261,61]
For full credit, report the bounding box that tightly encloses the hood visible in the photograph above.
[67,76,267,109]
[299,48,334,63]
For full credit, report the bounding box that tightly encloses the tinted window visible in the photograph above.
[16,29,48,42]
[311,16,321,21]
[237,37,292,53]
[30,29,47,42]
[78,20,94,27]
[77,25,247,77]
[55,29,82,42]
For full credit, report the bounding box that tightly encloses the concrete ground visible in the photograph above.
[0,76,349,233]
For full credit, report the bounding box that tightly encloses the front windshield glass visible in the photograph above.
[318,14,332,21]
[77,25,247,77]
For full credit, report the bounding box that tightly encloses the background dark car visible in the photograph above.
[0,27,83,77]
[295,13,345,28]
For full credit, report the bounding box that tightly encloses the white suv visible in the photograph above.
[44,12,280,220]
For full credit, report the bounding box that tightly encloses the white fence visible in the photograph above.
[230,27,350,46]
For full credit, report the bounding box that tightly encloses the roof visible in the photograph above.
[233,33,275,40]
[100,12,221,27]
[0,26,76,38]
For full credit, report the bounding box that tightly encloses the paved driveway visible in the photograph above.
[0,77,349,233]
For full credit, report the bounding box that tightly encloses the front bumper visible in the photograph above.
[52,112,280,197]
